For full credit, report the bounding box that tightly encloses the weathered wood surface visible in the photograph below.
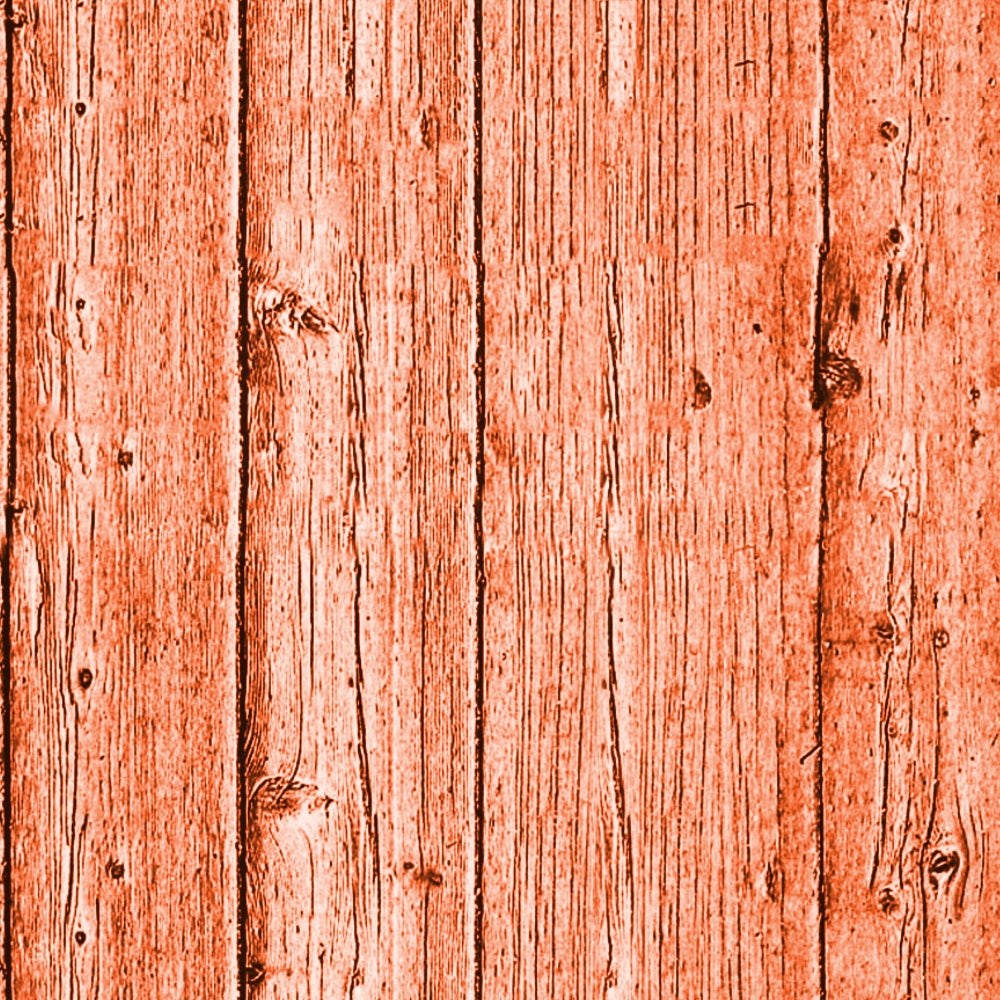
[481,0,824,996]
[6,2,239,997]
[2,0,998,997]
[242,0,474,996]
[820,2,1000,997]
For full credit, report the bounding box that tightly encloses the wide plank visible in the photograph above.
[7,0,240,997]
[242,0,475,995]
[481,0,824,995]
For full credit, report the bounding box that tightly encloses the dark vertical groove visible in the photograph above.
[812,0,830,399]
[472,0,485,989]
[1,3,15,998]
[814,426,829,1000]
[236,0,250,995]
[351,552,380,924]
[813,0,831,997]
[605,558,634,905]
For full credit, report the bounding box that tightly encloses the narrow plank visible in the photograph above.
[480,3,620,991]
[481,0,823,995]
[821,2,1000,996]
[0,19,8,999]
[7,1,239,997]
[243,0,474,995]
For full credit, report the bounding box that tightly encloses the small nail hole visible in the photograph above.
[933,628,949,649]
[75,298,86,311]
[879,120,899,141]
[75,102,87,116]
[74,930,87,945]
[117,450,133,468]
[888,227,904,245]
[78,668,93,689]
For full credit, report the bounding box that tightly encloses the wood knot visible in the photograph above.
[816,353,862,406]
[928,849,960,891]
[256,288,335,337]
[414,866,443,887]
[877,886,899,914]
[871,613,895,644]
[249,778,332,817]
[404,863,444,886]
[691,367,712,410]
[879,120,899,141]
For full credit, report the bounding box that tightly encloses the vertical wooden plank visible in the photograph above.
[7,1,239,997]
[604,2,827,995]
[822,2,1000,996]
[243,0,474,995]
[482,0,824,996]
[481,3,617,992]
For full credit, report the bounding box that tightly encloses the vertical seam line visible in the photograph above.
[2,3,16,998]
[472,0,485,989]
[236,0,250,994]
[814,0,831,997]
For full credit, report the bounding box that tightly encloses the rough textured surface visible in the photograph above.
[820,1,1000,996]
[6,1,239,997]
[4,0,1000,997]
[481,0,823,996]
[242,0,474,996]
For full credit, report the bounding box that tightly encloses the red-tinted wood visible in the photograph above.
[821,2,1000,996]
[481,0,823,996]
[7,1,239,997]
[243,0,475,995]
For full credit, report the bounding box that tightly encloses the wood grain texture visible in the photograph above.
[481,0,823,996]
[4,0,1000,996]
[820,1,1000,996]
[7,1,239,997]
[242,0,474,995]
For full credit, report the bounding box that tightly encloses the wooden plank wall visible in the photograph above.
[0,0,997,998]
